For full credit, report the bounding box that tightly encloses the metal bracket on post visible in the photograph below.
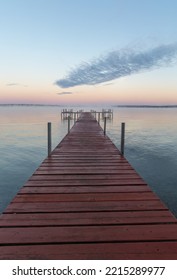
[48,122,52,157]
[121,122,125,156]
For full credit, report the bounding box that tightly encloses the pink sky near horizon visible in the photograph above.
[1,68,177,106]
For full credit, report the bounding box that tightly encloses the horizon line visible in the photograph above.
[1,103,177,108]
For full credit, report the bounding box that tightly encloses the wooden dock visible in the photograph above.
[1,112,177,259]
[61,108,113,120]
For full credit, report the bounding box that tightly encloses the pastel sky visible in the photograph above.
[1,0,177,105]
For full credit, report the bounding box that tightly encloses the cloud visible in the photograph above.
[6,83,19,86]
[6,83,28,87]
[57,91,73,95]
[56,43,177,88]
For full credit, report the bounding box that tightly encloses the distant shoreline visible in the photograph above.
[0,104,61,107]
[1,104,177,108]
[115,105,177,108]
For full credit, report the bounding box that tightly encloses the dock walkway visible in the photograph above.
[1,112,177,259]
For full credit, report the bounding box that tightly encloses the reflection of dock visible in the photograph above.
[61,108,113,121]
[1,112,177,259]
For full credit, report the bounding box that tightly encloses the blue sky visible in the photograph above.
[1,0,177,105]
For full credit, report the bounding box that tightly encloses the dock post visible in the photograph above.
[121,122,125,155]
[48,122,52,156]
[68,115,70,133]
[104,117,107,135]
[98,112,100,124]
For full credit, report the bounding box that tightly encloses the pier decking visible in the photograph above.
[1,112,177,259]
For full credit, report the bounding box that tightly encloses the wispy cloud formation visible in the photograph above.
[56,43,177,88]
[57,91,73,95]
[6,83,28,87]
[6,83,20,86]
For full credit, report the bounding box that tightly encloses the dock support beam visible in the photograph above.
[48,122,52,156]
[121,122,125,155]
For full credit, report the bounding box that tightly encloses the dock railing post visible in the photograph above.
[48,122,52,156]
[98,112,100,125]
[121,122,125,156]
[104,117,106,135]
[68,115,70,133]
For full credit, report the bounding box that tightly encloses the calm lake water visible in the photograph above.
[0,105,177,216]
